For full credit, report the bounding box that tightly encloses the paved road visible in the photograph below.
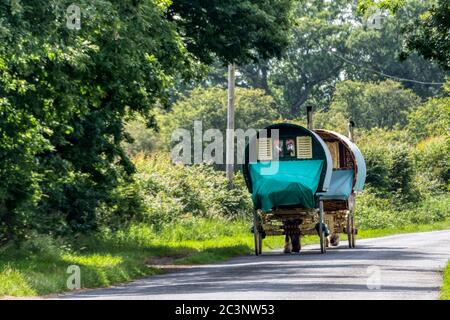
[59,230,450,300]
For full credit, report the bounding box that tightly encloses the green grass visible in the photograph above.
[0,218,449,298]
[357,218,450,239]
[0,219,284,298]
[441,262,450,300]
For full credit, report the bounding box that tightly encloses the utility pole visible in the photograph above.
[226,63,236,186]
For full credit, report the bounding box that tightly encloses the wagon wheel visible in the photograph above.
[253,209,262,255]
[254,230,262,255]
[351,214,356,248]
[347,213,356,248]
[346,213,352,248]
[319,223,327,254]
[258,232,263,255]
[319,201,326,254]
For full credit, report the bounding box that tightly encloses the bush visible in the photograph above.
[19,232,72,260]
[34,163,141,236]
[402,196,450,225]
[359,138,416,200]
[355,190,397,229]
[407,97,450,141]
[356,191,450,229]
[413,136,450,193]
[389,145,417,202]
[360,145,393,194]
[133,154,252,231]
[123,116,160,157]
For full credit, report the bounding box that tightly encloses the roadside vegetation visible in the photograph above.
[2,216,450,297]
[441,262,450,300]
[0,219,284,297]
[1,0,449,298]
[0,148,448,297]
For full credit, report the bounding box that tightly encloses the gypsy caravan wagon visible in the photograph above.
[242,109,366,255]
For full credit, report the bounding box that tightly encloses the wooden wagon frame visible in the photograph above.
[243,117,366,255]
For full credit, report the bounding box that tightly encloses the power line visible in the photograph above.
[331,52,445,86]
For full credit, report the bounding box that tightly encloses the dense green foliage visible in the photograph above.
[401,0,450,70]
[413,137,450,193]
[0,0,293,242]
[360,0,449,70]
[407,96,450,141]
[0,0,195,241]
[132,154,252,230]
[123,116,160,157]
[355,192,449,229]
[168,0,294,65]
[269,0,445,117]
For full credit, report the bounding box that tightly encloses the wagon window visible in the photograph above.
[326,141,340,168]
[296,136,313,159]
[273,138,296,159]
[285,138,296,157]
[257,138,273,161]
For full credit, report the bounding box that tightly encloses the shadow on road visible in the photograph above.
[61,241,444,299]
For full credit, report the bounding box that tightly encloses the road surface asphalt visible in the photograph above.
[58,230,450,300]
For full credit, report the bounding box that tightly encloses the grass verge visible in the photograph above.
[441,262,450,300]
[0,218,449,298]
[357,219,450,239]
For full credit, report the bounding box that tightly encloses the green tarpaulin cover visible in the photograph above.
[249,160,324,212]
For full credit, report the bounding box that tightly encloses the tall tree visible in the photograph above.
[0,0,295,240]
[359,0,450,70]
[1,0,196,238]
[271,0,445,119]
[168,0,294,65]
[271,0,354,117]
[346,0,446,97]
[401,0,450,70]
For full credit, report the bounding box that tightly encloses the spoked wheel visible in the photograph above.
[319,200,327,254]
[254,230,262,255]
[319,223,327,254]
[253,209,262,255]
[347,213,356,248]
[258,233,262,255]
